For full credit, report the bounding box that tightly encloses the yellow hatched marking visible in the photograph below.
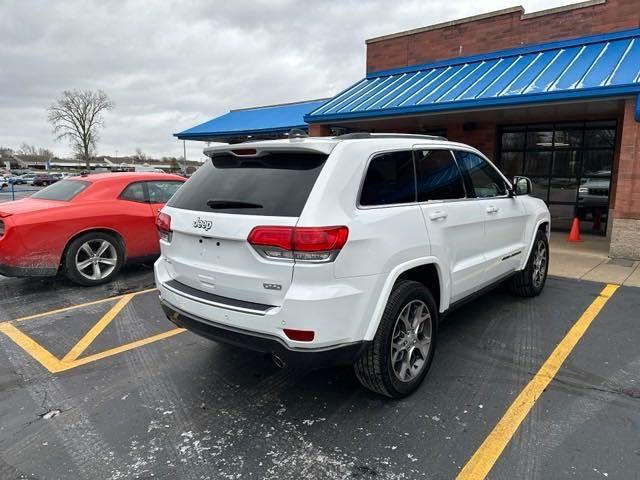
[0,322,65,373]
[3,287,157,325]
[62,294,134,362]
[60,328,185,371]
[456,283,619,480]
[0,288,184,373]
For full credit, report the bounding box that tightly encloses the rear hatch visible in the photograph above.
[162,146,331,307]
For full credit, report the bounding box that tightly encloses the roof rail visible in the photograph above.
[334,132,448,141]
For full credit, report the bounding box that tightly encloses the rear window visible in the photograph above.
[167,151,328,216]
[31,180,89,201]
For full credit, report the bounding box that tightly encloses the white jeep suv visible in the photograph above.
[154,133,550,397]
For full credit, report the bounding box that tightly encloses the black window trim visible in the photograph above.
[357,148,418,209]
[413,148,469,203]
[357,147,501,210]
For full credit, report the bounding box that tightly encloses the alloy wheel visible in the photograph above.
[532,240,547,288]
[75,239,118,281]
[390,300,432,382]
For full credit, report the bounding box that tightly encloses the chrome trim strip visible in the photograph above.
[162,282,274,316]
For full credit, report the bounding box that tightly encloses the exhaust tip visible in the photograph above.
[271,354,286,369]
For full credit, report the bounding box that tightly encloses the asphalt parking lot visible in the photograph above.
[0,267,639,479]
[0,185,44,203]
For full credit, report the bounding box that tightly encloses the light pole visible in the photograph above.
[183,140,187,172]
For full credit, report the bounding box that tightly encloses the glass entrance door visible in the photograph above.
[498,121,616,235]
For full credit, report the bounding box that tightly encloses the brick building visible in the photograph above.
[178,0,640,258]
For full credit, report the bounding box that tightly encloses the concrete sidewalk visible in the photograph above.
[549,231,640,287]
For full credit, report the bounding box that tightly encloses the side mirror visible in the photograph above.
[513,176,532,196]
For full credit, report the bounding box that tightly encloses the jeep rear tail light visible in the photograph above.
[156,212,172,242]
[247,226,348,262]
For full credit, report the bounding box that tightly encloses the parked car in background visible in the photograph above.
[7,175,25,185]
[32,174,59,186]
[0,176,8,189]
[578,170,610,220]
[0,172,185,285]
[20,173,37,185]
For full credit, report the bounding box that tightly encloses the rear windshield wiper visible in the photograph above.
[206,199,263,209]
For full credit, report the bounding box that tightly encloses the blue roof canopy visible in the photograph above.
[306,29,640,123]
[176,99,328,141]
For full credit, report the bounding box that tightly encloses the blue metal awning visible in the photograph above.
[306,29,640,124]
[176,99,328,141]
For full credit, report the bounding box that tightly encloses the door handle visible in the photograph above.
[486,205,500,214]
[429,210,448,221]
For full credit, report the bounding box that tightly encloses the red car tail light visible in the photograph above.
[0,219,4,238]
[156,212,172,242]
[247,226,348,262]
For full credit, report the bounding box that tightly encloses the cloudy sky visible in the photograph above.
[1,0,578,161]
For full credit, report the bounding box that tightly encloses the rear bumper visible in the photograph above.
[0,263,58,277]
[161,299,369,367]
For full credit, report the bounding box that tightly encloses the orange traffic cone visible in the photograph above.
[567,217,583,242]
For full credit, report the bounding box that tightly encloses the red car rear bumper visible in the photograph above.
[0,263,58,277]
[0,226,60,277]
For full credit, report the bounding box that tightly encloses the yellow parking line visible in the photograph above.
[456,283,619,480]
[62,293,134,362]
[0,322,64,373]
[3,288,157,325]
[60,328,185,371]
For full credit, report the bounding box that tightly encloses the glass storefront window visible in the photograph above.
[501,131,525,150]
[497,121,616,236]
[524,151,552,176]
[552,150,580,177]
[526,127,553,148]
[530,177,550,202]
[584,129,616,149]
[499,152,524,178]
[583,150,613,175]
[549,177,578,203]
[553,130,583,148]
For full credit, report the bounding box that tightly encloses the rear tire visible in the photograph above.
[508,230,548,297]
[63,231,124,286]
[354,280,437,398]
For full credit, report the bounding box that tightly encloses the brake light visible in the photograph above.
[156,212,172,242]
[247,226,348,262]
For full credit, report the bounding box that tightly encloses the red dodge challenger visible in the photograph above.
[0,172,185,285]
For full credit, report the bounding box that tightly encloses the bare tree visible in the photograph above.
[132,148,147,164]
[16,143,54,166]
[47,90,113,168]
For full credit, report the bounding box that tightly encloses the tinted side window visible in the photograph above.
[148,181,183,204]
[415,150,466,201]
[31,180,89,201]
[120,182,147,202]
[455,151,507,198]
[360,151,415,206]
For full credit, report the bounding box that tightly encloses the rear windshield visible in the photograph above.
[167,151,328,216]
[31,180,89,201]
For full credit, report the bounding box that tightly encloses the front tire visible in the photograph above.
[63,231,124,286]
[509,230,549,297]
[354,280,437,398]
